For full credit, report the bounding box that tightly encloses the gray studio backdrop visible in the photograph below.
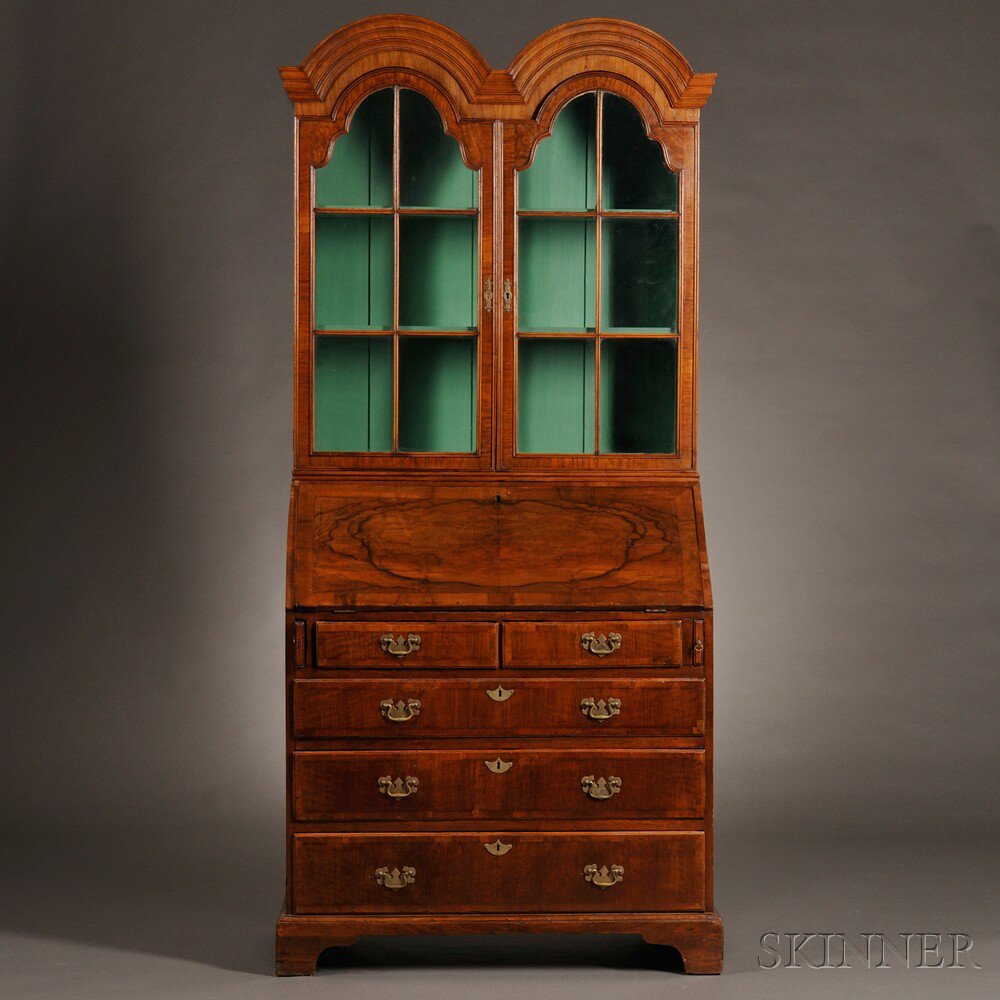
[1,0,997,995]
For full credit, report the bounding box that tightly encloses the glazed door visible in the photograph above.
[296,85,494,471]
[499,88,698,472]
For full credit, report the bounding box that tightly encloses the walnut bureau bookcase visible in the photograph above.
[276,16,720,975]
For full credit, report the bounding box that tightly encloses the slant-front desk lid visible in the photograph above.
[288,480,711,610]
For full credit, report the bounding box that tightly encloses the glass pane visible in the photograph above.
[601,94,678,211]
[400,90,477,209]
[399,337,476,452]
[315,216,393,330]
[517,339,595,454]
[601,218,678,331]
[518,219,596,332]
[519,93,596,211]
[315,89,392,208]
[399,217,477,330]
[600,339,677,453]
[314,336,393,451]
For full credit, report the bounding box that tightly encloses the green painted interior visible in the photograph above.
[602,94,678,211]
[518,218,596,331]
[314,215,393,329]
[519,93,596,211]
[314,335,393,451]
[601,218,678,331]
[517,339,595,453]
[600,339,677,453]
[400,90,477,209]
[399,216,477,330]
[399,337,476,452]
[315,89,392,208]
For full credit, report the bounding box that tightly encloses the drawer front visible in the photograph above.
[293,831,705,913]
[293,749,705,821]
[503,621,689,668]
[293,678,704,738]
[314,622,499,669]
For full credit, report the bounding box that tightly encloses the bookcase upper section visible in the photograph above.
[281,16,714,474]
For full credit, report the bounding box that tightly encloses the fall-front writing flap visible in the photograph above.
[288,480,709,610]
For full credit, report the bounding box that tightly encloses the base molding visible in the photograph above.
[275,911,723,976]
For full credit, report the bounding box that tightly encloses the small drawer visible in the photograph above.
[503,621,691,668]
[314,621,498,669]
[293,677,704,738]
[293,748,705,822]
[292,831,705,914]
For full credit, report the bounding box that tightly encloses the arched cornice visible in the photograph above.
[280,15,493,118]
[508,19,716,114]
[281,16,715,120]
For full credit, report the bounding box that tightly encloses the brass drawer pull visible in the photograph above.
[581,775,622,799]
[380,698,421,722]
[484,839,512,856]
[380,633,421,657]
[486,685,514,702]
[378,775,419,798]
[580,631,622,656]
[580,696,621,722]
[583,864,624,888]
[485,757,514,774]
[375,866,415,890]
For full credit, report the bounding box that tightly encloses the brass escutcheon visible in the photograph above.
[502,278,512,313]
[483,277,494,314]
[580,775,622,800]
[375,866,415,890]
[486,685,514,702]
[580,697,621,722]
[380,633,421,657]
[484,839,512,856]
[380,698,421,722]
[583,863,624,888]
[484,757,514,774]
[378,775,419,798]
[580,631,622,656]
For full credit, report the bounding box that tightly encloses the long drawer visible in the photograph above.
[293,678,705,738]
[502,621,691,668]
[315,622,499,669]
[292,831,705,913]
[293,749,705,821]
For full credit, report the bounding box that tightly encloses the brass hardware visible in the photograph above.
[380,698,421,722]
[580,631,622,656]
[484,839,512,856]
[378,775,419,798]
[583,864,624,888]
[380,633,421,657]
[580,697,621,722]
[486,685,514,703]
[693,639,704,652]
[581,775,622,800]
[483,277,494,314]
[485,757,514,774]
[502,278,512,313]
[375,866,415,890]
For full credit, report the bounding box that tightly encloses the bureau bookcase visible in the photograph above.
[277,16,721,975]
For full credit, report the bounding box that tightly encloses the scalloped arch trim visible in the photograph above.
[280,15,715,118]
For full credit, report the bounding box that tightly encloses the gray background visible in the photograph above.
[1,0,997,997]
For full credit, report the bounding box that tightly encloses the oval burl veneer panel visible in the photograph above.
[358,498,645,586]
[291,481,707,608]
